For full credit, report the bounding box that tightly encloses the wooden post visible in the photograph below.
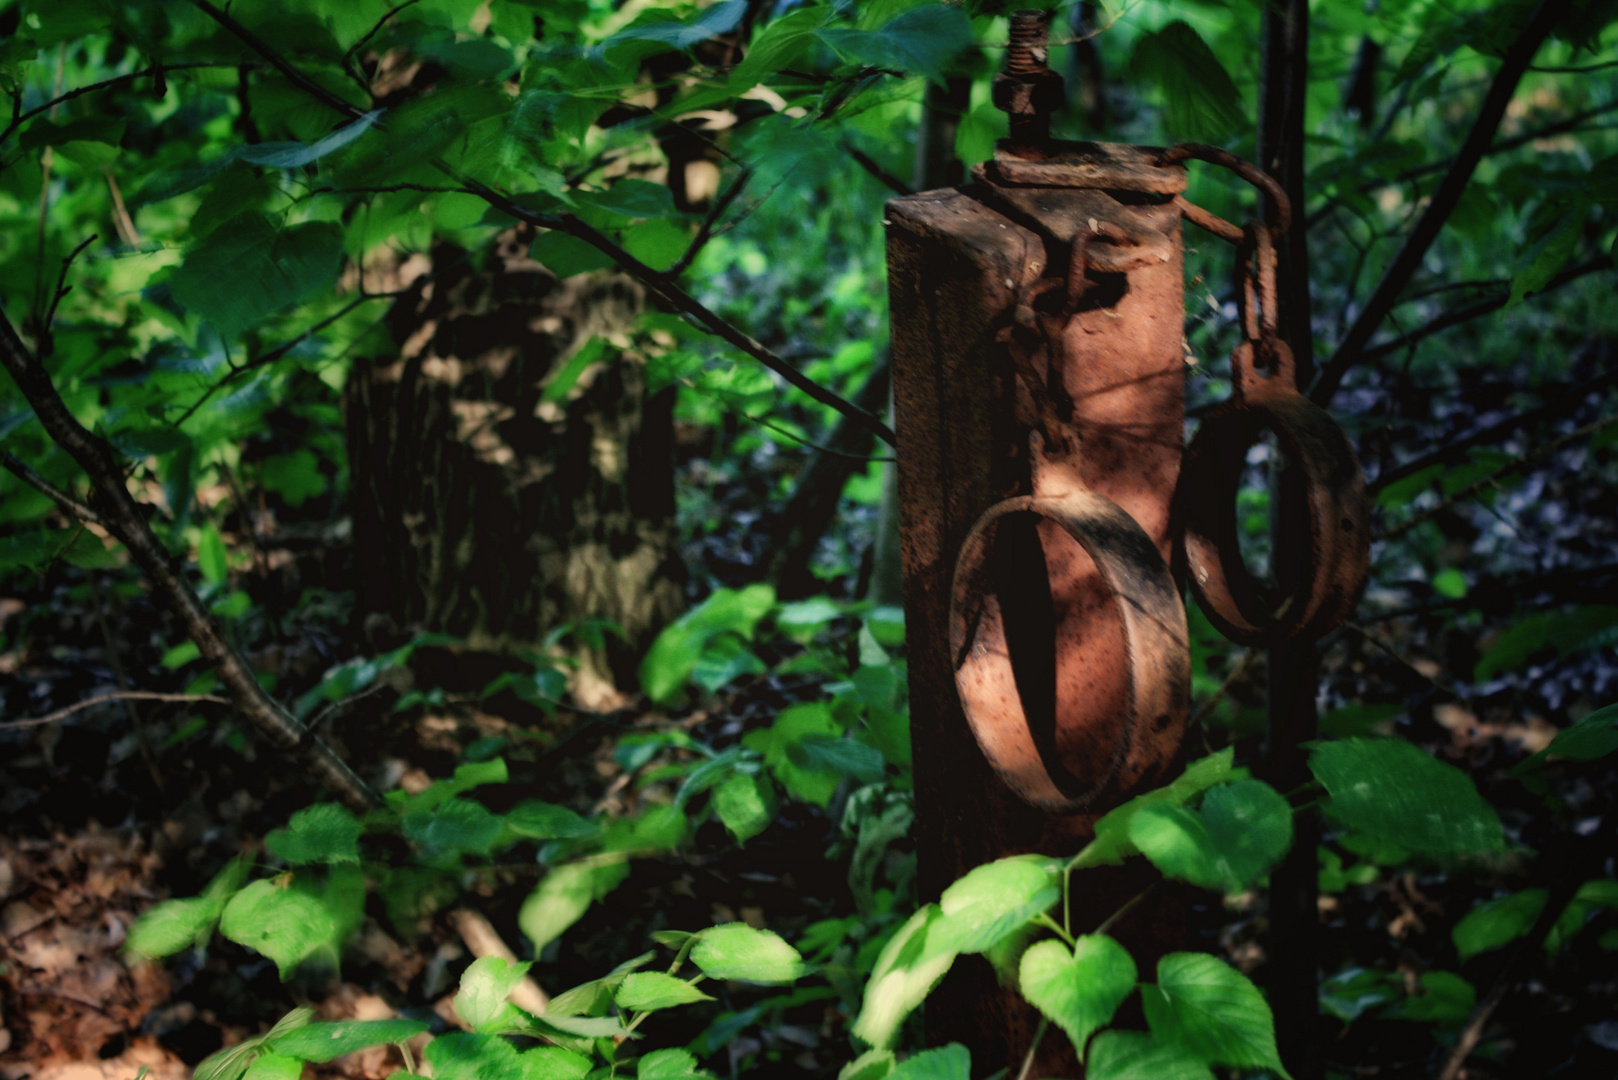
[886,145,1191,1076]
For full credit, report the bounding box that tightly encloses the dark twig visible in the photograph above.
[663,167,752,279]
[1378,414,1618,541]
[844,141,914,196]
[344,0,423,67]
[0,63,232,146]
[1369,362,1618,494]
[1,452,105,526]
[1311,0,1576,406]
[0,691,231,731]
[41,234,97,342]
[0,307,381,811]
[190,0,367,121]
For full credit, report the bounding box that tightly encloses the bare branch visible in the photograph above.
[1311,0,1577,406]
[190,0,367,121]
[663,167,752,279]
[843,141,913,197]
[0,306,380,811]
[345,0,424,67]
[0,63,235,146]
[1,451,105,527]
[1,691,231,731]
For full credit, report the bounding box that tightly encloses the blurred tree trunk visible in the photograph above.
[346,232,683,707]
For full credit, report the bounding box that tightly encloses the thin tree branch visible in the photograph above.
[1377,414,1618,541]
[1369,361,1618,494]
[844,141,913,197]
[190,0,367,121]
[0,307,381,812]
[1360,255,1614,364]
[1311,0,1576,406]
[0,63,233,146]
[0,691,230,731]
[1,451,105,527]
[663,167,752,279]
[344,0,423,67]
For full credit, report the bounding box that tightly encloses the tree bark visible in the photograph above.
[346,233,683,707]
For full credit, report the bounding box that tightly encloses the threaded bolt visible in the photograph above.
[1004,10,1051,75]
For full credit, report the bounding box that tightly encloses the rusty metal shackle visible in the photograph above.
[1173,222,1370,646]
[1156,142,1291,244]
[950,238,1189,812]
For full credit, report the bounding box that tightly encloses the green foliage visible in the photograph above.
[1141,953,1287,1076]
[1310,738,1506,858]
[1019,935,1136,1058]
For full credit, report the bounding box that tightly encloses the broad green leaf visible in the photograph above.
[1508,203,1585,308]
[126,897,223,958]
[576,179,675,219]
[455,956,533,1031]
[605,0,747,55]
[198,524,228,584]
[259,450,328,507]
[1516,703,1618,772]
[818,5,974,87]
[1019,935,1136,1056]
[1141,953,1285,1075]
[690,923,805,984]
[1318,967,1400,1024]
[852,904,956,1049]
[1383,970,1475,1026]
[1129,21,1243,142]
[193,1008,314,1080]
[518,855,629,954]
[236,109,383,170]
[1200,780,1293,890]
[713,773,774,843]
[1085,1030,1214,1080]
[241,1053,303,1080]
[531,230,617,278]
[790,734,886,784]
[403,796,505,857]
[1452,889,1547,960]
[743,702,844,807]
[1432,568,1468,599]
[888,1043,969,1080]
[640,584,776,703]
[547,950,656,1018]
[731,6,832,88]
[520,1047,593,1080]
[266,803,362,865]
[169,213,342,340]
[506,800,596,840]
[614,971,714,1011]
[638,1047,711,1079]
[219,880,340,978]
[1130,804,1226,891]
[839,1049,896,1080]
[935,855,1060,954]
[1075,749,1238,869]
[1310,739,1504,858]
[269,1019,428,1063]
[426,1032,522,1080]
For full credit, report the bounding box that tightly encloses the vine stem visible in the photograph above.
[1033,912,1075,948]
[1095,882,1157,938]
[1014,1019,1048,1080]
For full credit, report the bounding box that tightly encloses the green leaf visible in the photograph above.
[426,1032,522,1080]
[1432,568,1468,599]
[818,5,974,87]
[712,773,774,843]
[268,1019,429,1063]
[742,701,844,807]
[265,803,362,865]
[1317,967,1400,1025]
[638,1047,711,1079]
[1383,970,1475,1026]
[548,951,655,1018]
[1310,739,1505,858]
[838,1049,896,1080]
[1019,935,1137,1057]
[126,897,224,958]
[1129,21,1243,142]
[531,230,617,278]
[241,1053,303,1080]
[1453,889,1547,960]
[455,956,533,1031]
[518,855,630,954]
[1129,804,1227,891]
[605,0,747,54]
[1200,780,1293,889]
[219,879,340,978]
[852,904,956,1049]
[1075,750,1238,869]
[197,524,228,584]
[260,450,328,507]
[614,971,714,1011]
[640,584,776,703]
[789,734,886,784]
[236,110,383,170]
[1141,953,1286,1075]
[520,1047,594,1080]
[576,178,675,219]
[1085,1031,1214,1080]
[1508,202,1585,308]
[690,923,806,984]
[194,1008,315,1080]
[505,800,596,840]
[731,6,832,88]
[935,855,1060,954]
[402,796,505,857]
[169,213,343,340]
[888,1043,969,1080]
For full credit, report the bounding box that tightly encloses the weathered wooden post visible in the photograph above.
[886,11,1194,1074]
